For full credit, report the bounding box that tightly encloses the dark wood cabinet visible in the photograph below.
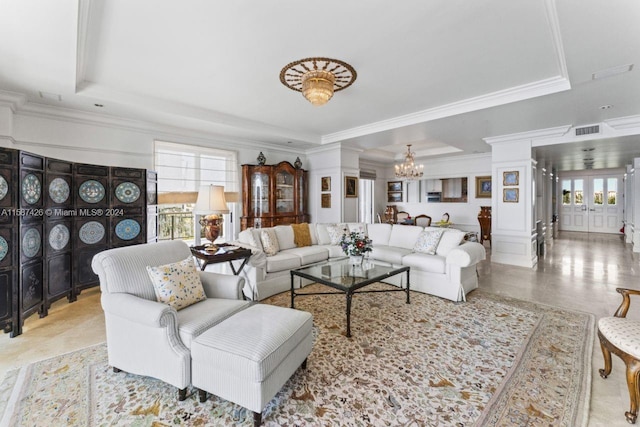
[241,161,309,229]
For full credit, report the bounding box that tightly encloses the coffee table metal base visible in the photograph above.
[290,269,410,338]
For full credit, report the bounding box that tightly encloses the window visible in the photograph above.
[574,179,584,205]
[607,178,617,205]
[562,180,571,205]
[154,141,238,242]
[592,178,603,205]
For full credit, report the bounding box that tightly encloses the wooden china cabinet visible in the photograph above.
[240,161,309,230]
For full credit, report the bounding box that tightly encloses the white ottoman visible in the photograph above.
[192,303,313,426]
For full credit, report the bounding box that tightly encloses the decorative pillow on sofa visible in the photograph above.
[260,228,280,256]
[146,258,206,311]
[413,229,445,254]
[436,229,466,256]
[291,223,312,247]
[327,224,348,245]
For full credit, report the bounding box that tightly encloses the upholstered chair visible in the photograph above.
[92,240,249,401]
[598,287,640,424]
[414,214,432,227]
[396,211,410,223]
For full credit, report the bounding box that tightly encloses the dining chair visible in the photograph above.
[396,211,410,223]
[414,214,432,227]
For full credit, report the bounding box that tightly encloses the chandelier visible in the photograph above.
[280,57,357,106]
[395,145,424,180]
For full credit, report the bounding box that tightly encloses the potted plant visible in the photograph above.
[340,231,373,265]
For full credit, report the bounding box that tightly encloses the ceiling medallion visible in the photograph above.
[280,57,357,106]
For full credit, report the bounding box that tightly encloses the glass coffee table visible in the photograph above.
[290,258,410,337]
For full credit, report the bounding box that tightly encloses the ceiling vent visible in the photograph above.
[575,125,600,136]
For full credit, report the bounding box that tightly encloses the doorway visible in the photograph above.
[559,173,623,233]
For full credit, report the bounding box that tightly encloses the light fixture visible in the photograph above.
[280,57,357,106]
[395,145,424,180]
[193,185,229,243]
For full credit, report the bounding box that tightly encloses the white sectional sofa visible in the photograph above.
[233,222,486,303]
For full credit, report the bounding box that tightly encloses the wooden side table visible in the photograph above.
[190,244,252,275]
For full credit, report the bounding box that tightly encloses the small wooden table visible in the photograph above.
[190,244,252,275]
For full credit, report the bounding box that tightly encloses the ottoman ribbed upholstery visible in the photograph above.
[191,303,313,426]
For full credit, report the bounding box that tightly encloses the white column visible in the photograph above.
[625,164,634,244]
[488,139,538,268]
[633,159,640,251]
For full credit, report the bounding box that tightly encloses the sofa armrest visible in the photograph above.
[446,242,486,267]
[102,292,176,328]
[198,271,245,300]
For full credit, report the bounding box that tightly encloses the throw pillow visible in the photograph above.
[413,229,445,254]
[260,228,280,256]
[327,223,348,245]
[146,258,206,311]
[435,229,466,256]
[291,223,312,247]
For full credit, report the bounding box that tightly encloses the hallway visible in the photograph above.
[1,231,639,426]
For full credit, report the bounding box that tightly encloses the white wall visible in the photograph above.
[384,153,492,232]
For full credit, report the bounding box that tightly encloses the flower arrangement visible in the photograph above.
[340,231,373,256]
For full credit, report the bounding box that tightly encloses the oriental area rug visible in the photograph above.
[0,284,593,426]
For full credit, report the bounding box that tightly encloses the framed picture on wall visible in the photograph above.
[345,176,358,198]
[475,176,491,198]
[388,192,402,203]
[387,181,402,192]
[321,193,331,208]
[503,188,519,203]
[503,171,519,186]
[321,176,331,192]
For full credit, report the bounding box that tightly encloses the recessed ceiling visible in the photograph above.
[0,0,639,171]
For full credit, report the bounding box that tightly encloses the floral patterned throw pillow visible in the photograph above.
[146,257,207,311]
[327,224,348,245]
[413,229,445,255]
[260,228,280,256]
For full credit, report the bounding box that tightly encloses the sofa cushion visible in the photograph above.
[402,252,447,274]
[282,246,329,265]
[309,223,319,245]
[370,245,412,264]
[265,252,301,273]
[275,225,296,250]
[318,244,346,258]
[291,223,312,247]
[327,223,348,245]
[146,257,207,311]
[260,228,280,256]
[177,298,250,348]
[388,225,424,250]
[367,223,392,246]
[238,228,261,250]
[315,223,333,245]
[436,229,466,256]
[414,229,444,254]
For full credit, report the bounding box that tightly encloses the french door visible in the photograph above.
[559,174,623,233]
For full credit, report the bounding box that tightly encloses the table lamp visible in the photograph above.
[193,185,229,243]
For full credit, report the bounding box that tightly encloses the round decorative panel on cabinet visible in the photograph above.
[79,180,105,204]
[115,182,141,204]
[22,174,41,204]
[79,221,105,245]
[115,219,141,240]
[49,177,70,204]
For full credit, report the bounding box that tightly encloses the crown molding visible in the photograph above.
[605,114,640,131]
[484,125,572,145]
[0,90,27,112]
[544,0,569,80]
[321,76,570,144]
[75,0,94,88]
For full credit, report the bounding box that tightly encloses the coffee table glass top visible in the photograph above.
[292,258,409,290]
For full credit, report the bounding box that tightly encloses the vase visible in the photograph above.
[349,255,364,265]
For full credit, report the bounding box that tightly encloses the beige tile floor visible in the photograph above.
[0,231,638,426]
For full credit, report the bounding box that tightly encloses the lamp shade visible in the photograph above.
[193,185,229,215]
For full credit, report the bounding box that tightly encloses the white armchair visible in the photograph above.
[91,240,249,400]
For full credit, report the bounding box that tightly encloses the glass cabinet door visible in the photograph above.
[251,172,270,216]
[275,170,294,214]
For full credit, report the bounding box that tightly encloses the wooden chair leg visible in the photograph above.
[178,388,187,401]
[301,357,307,370]
[599,338,612,378]
[253,411,262,427]
[625,360,640,424]
[198,389,207,403]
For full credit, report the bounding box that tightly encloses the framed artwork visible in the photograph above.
[321,193,331,208]
[321,176,331,192]
[503,188,519,203]
[503,171,519,186]
[388,192,402,203]
[345,176,358,198]
[387,181,402,192]
[475,176,491,198]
